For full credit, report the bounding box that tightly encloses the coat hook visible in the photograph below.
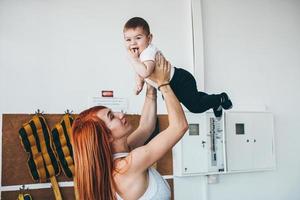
[35,109,44,115]
[19,184,25,192]
[65,109,73,114]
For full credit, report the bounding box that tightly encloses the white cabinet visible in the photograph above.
[173,112,226,176]
[173,111,275,176]
[225,112,275,172]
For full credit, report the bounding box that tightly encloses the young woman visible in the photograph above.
[71,53,188,200]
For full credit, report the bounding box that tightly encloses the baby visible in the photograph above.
[123,17,232,119]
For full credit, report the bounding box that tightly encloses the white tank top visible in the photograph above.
[113,152,171,200]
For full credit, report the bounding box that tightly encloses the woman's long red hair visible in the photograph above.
[71,106,116,200]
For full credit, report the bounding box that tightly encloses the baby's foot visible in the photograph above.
[220,92,233,110]
[213,105,223,121]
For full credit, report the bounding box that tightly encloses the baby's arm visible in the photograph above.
[128,48,155,78]
[135,73,145,95]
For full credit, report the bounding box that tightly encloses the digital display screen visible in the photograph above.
[189,124,199,135]
[235,123,245,135]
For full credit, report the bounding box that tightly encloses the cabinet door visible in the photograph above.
[226,112,275,172]
[180,113,208,174]
[182,132,208,174]
[251,113,275,169]
[226,112,253,171]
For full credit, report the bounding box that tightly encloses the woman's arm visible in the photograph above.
[127,84,157,149]
[130,53,189,172]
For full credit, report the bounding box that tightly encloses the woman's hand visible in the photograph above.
[148,52,170,86]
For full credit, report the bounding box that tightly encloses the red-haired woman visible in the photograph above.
[71,53,188,200]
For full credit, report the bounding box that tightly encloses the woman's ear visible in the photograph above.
[108,134,114,143]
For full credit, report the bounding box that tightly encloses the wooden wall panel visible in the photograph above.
[2,114,173,199]
[1,187,75,200]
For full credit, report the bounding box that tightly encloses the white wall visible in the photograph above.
[0,0,194,115]
[202,0,300,199]
[175,0,300,199]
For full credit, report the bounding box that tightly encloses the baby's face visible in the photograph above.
[123,27,152,55]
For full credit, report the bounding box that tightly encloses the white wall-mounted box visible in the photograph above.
[173,111,276,177]
[173,112,226,176]
[225,111,275,172]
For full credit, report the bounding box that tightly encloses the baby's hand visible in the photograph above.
[135,75,145,95]
[135,85,144,95]
[127,48,139,60]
